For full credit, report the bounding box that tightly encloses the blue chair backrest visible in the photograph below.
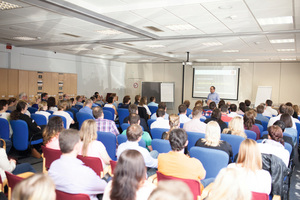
[224,121,229,126]
[148,106,158,115]
[152,139,171,153]
[0,118,10,140]
[117,108,129,124]
[147,119,156,128]
[284,142,292,155]
[6,110,12,113]
[75,105,83,110]
[103,107,115,120]
[70,107,79,114]
[186,131,206,151]
[46,110,54,115]
[261,121,268,131]
[295,123,300,145]
[118,103,123,108]
[186,108,192,117]
[117,134,146,148]
[180,123,184,128]
[65,111,74,119]
[97,131,117,161]
[261,130,268,138]
[121,123,130,131]
[245,130,257,140]
[220,134,245,160]
[49,115,67,129]
[76,112,93,130]
[151,128,169,139]
[27,107,38,114]
[103,110,114,121]
[190,146,229,179]
[200,118,205,122]
[255,124,263,135]
[31,114,47,126]
[10,120,29,151]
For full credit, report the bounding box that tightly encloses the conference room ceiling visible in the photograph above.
[0,0,299,63]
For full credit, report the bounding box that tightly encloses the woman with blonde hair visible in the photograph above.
[228,139,271,194]
[12,173,56,200]
[35,101,51,122]
[31,95,41,109]
[53,100,74,129]
[161,114,180,140]
[195,121,232,161]
[222,116,247,138]
[79,119,111,167]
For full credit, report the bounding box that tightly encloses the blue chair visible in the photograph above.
[49,115,67,129]
[245,130,257,140]
[255,124,264,135]
[261,121,268,131]
[31,114,47,126]
[224,121,229,126]
[151,128,169,139]
[116,134,146,148]
[151,139,171,153]
[200,118,205,122]
[0,118,10,140]
[6,110,12,113]
[148,106,158,115]
[97,131,117,161]
[76,112,93,130]
[147,119,156,128]
[46,110,54,115]
[27,107,38,114]
[70,107,79,114]
[186,131,206,151]
[295,123,300,145]
[121,123,130,131]
[117,108,129,124]
[180,123,184,128]
[261,130,268,138]
[10,120,43,151]
[103,107,115,120]
[220,134,245,160]
[75,105,83,110]
[118,103,123,108]
[103,110,114,121]
[65,111,74,119]
[190,146,229,179]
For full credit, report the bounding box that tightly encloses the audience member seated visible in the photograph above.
[292,104,299,119]
[202,100,211,110]
[0,99,13,138]
[220,105,232,122]
[103,150,156,200]
[204,109,227,132]
[158,129,206,190]
[150,109,170,130]
[249,109,262,125]
[183,100,193,117]
[79,119,111,168]
[236,102,246,115]
[117,124,158,176]
[79,99,94,118]
[134,95,141,105]
[110,93,119,109]
[178,104,191,124]
[35,101,51,123]
[48,129,107,200]
[206,101,217,117]
[121,114,152,151]
[7,97,17,112]
[53,100,74,129]
[194,100,203,108]
[90,96,99,107]
[195,121,232,161]
[63,93,69,101]
[123,104,149,132]
[286,105,300,124]
[183,106,206,133]
[258,125,290,167]
[95,94,105,107]
[65,99,77,121]
[151,102,169,120]
[12,173,55,200]
[218,99,225,109]
[256,105,269,122]
[43,116,64,150]
[244,111,260,140]
[104,96,118,120]
[93,107,119,136]
[280,113,297,146]
[47,97,58,112]
[222,117,247,138]
[228,139,271,194]
[206,168,251,200]
[119,95,131,109]
[31,95,41,109]
[245,99,251,111]
[75,95,84,106]
[148,96,158,107]
[227,104,240,118]
[268,104,296,129]
[41,93,49,102]
[161,114,180,140]
[18,92,31,117]
[139,96,151,116]
[263,99,278,117]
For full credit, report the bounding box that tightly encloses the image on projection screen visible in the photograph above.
[192,67,240,100]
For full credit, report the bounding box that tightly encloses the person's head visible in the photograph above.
[150,96,156,103]
[76,95,82,102]
[148,180,193,200]
[59,129,81,154]
[278,104,287,114]
[84,99,93,108]
[183,100,190,108]
[211,109,221,121]
[266,99,273,106]
[0,99,8,111]
[128,113,140,125]
[243,111,255,130]
[63,94,69,100]
[220,105,228,113]
[57,100,68,111]
[47,97,56,108]
[203,121,221,146]
[156,108,165,118]
[43,116,63,145]
[123,95,131,104]
[158,102,167,111]
[126,124,143,142]
[139,96,147,106]
[229,104,237,112]
[110,150,146,200]
[169,129,188,151]
[239,102,246,113]
[12,173,56,200]
[90,96,96,102]
[285,102,293,107]
[245,100,251,107]
[31,95,41,105]
[41,93,48,100]
[273,120,286,132]
[206,168,251,200]
[8,97,17,106]
[92,106,103,119]
[80,119,97,156]
[169,114,180,129]
[135,95,141,103]
[268,125,284,146]
[237,139,262,171]
[286,106,294,116]
[178,104,187,114]
[128,104,138,114]
[209,101,216,110]
[210,86,215,93]
[194,100,203,107]
[225,117,246,138]
[280,113,293,128]
[293,105,299,115]
[256,105,264,114]
[19,92,28,101]
[94,92,99,96]
[16,100,28,112]
[192,106,203,118]
[218,100,225,109]
[38,101,48,111]
[206,100,212,106]
[107,96,114,104]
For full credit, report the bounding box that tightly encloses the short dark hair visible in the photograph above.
[211,86,215,90]
[156,108,165,117]
[41,93,48,99]
[158,102,167,110]
[273,120,285,132]
[239,102,246,113]
[126,124,143,141]
[209,102,216,110]
[129,113,140,125]
[280,113,293,128]
[8,97,17,105]
[59,129,80,153]
[220,105,228,113]
[192,106,203,117]
[92,106,103,119]
[279,104,287,114]
[218,100,225,109]
[229,104,237,112]
[178,104,187,114]
[107,96,114,103]
[256,105,264,114]
[123,95,131,104]
[47,97,56,108]
[169,129,187,151]
[211,109,221,120]
[76,95,81,101]
[183,100,190,108]
[128,104,138,114]
[150,96,155,102]
[266,100,273,106]
[285,102,293,107]
[0,99,8,111]
[268,125,284,146]
[245,100,251,107]
[135,95,141,102]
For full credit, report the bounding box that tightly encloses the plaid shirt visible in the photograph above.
[95,118,119,136]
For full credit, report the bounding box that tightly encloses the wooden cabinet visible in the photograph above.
[0,69,8,98]
[19,70,29,97]
[7,69,19,98]
[28,71,38,98]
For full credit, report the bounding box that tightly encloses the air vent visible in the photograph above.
[103,46,114,50]
[62,33,81,38]
[144,26,163,32]
[123,43,134,46]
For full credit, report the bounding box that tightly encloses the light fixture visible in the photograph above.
[258,16,293,25]
[146,44,165,48]
[202,42,223,46]
[97,29,122,35]
[183,52,193,66]
[166,24,196,31]
[0,1,22,10]
[236,59,249,61]
[277,49,295,52]
[281,58,296,61]
[222,50,239,53]
[269,39,294,44]
[12,36,40,41]
[195,59,209,62]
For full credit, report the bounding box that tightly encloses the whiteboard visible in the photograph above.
[255,86,272,107]
[160,83,174,102]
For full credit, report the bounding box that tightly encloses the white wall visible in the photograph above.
[0,44,126,99]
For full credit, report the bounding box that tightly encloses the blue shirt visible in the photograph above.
[151,112,169,120]
[256,113,269,123]
[207,92,220,104]
[148,102,158,107]
[79,106,94,119]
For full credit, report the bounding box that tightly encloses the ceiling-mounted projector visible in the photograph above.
[183,52,193,66]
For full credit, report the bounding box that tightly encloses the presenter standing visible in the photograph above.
[207,86,220,104]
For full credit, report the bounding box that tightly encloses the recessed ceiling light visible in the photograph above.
[218,5,232,9]
[0,1,22,10]
[202,42,223,46]
[195,59,209,62]
[281,58,296,61]
[166,24,196,31]
[277,49,295,52]
[258,16,293,25]
[97,29,122,35]
[269,39,294,44]
[226,15,237,20]
[236,59,250,61]
[146,44,165,48]
[12,36,40,41]
[222,50,239,53]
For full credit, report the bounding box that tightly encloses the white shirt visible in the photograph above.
[183,118,206,133]
[0,148,16,182]
[0,112,13,137]
[227,112,242,118]
[263,106,278,117]
[267,114,296,129]
[179,114,191,124]
[150,117,170,129]
[143,105,151,116]
[35,111,51,123]
[53,111,73,129]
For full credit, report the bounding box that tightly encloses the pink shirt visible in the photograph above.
[79,140,108,167]
[45,135,60,150]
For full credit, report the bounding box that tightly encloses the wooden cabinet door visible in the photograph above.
[0,68,8,99]
[8,69,19,98]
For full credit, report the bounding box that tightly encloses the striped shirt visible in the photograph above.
[95,118,119,136]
